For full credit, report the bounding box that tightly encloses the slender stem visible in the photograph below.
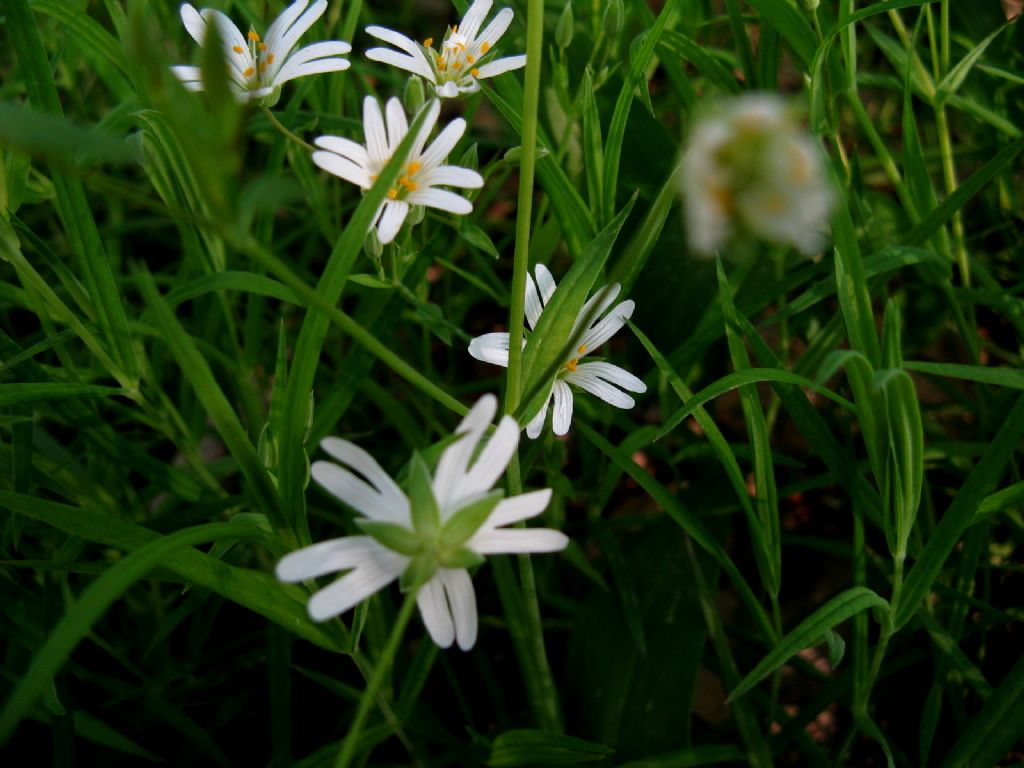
[335,592,418,768]
[261,107,316,152]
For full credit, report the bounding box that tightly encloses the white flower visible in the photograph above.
[680,93,835,256]
[172,1,351,103]
[366,0,526,99]
[468,265,647,439]
[311,97,483,244]
[276,395,568,651]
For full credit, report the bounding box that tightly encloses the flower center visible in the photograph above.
[383,161,423,200]
[564,344,587,373]
[232,28,274,87]
[427,25,488,83]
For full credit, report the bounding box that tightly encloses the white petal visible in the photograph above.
[474,55,527,79]
[180,4,207,45]
[407,188,472,215]
[314,135,370,167]
[366,47,434,80]
[435,81,460,99]
[316,437,410,523]
[574,283,622,337]
[459,0,493,43]
[534,264,556,304]
[564,367,636,409]
[551,379,573,435]
[384,97,409,155]
[419,118,467,169]
[468,332,514,367]
[468,528,569,555]
[276,535,382,582]
[570,361,646,393]
[439,568,478,650]
[363,96,389,168]
[410,99,442,160]
[365,25,428,59]
[416,575,455,648]
[476,8,514,50]
[272,43,350,85]
[270,0,328,63]
[485,489,553,528]
[525,389,552,439]
[578,299,634,352]
[419,166,484,189]
[376,200,410,244]
[201,9,248,58]
[307,547,406,621]
[433,394,497,509]
[457,415,520,504]
[171,65,202,83]
[264,0,310,53]
[524,272,542,330]
[312,151,372,188]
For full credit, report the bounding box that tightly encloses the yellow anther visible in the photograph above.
[248,30,260,42]
[566,358,579,372]
[266,53,275,64]
[480,41,490,53]
[243,67,255,77]
[259,62,268,73]
[407,161,422,174]
[369,174,378,182]
[423,37,433,47]
[398,176,410,187]
[578,345,587,354]
[232,45,244,54]
[387,188,399,199]
[258,42,267,51]
[405,180,418,191]
[471,68,480,77]
[466,53,475,63]
[452,61,462,69]
[437,56,446,70]
[452,24,458,32]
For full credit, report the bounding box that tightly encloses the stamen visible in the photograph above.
[243,67,255,78]
[466,53,475,63]
[248,30,260,42]
[437,56,446,70]
[577,345,587,354]
[232,45,244,54]
[404,180,418,191]
[259,62,268,73]
[258,42,267,51]
[423,37,433,47]
[566,358,579,372]
[452,25,458,33]
[480,41,490,53]
[452,61,462,69]
[470,68,480,77]
[387,188,399,200]
[398,176,410,187]
[407,161,422,174]
[266,53,275,64]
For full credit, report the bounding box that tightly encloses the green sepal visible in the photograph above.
[439,547,485,570]
[355,520,422,557]
[440,490,503,551]
[399,553,438,593]
[406,451,440,538]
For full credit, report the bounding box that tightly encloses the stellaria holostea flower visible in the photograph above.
[680,93,835,256]
[276,395,567,650]
[312,97,483,244]
[172,1,351,103]
[469,265,647,439]
[366,0,526,98]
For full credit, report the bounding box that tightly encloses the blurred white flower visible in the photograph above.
[469,264,646,439]
[366,0,526,99]
[276,395,567,650]
[680,94,835,256]
[172,0,351,103]
[312,97,482,244]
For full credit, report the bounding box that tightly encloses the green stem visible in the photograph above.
[493,0,563,732]
[261,107,315,152]
[335,592,418,768]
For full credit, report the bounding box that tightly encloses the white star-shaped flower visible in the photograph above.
[366,0,526,99]
[680,94,835,256]
[312,97,483,244]
[469,264,647,439]
[276,395,567,651]
[172,0,351,103]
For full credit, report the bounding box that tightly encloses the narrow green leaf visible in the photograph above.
[729,587,888,702]
[743,0,818,66]
[0,383,123,407]
[0,522,266,743]
[902,360,1024,390]
[615,745,745,768]
[943,652,1024,768]
[580,68,604,221]
[896,394,1024,629]
[488,729,613,767]
[934,23,1009,105]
